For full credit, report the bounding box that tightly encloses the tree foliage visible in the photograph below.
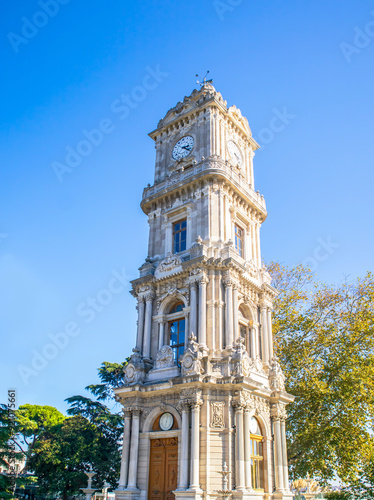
[28,415,120,499]
[268,263,374,486]
[14,404,65,473]
[85,361,128,401]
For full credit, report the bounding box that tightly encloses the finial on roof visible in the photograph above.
[196,70,213,88]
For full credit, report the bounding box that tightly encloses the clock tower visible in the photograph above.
[114,83,293,500]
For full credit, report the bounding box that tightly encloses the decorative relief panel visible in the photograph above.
[154,253,183,279]
[154,345,175,369]
[211,401,225,428]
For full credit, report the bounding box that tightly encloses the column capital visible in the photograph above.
[132,408,142,417]
[178,401,191,412]
[197,275,209,286]
[232,401,245,412]
[122,408,132,418]
[271,403,287,422]
[144,292,155,302]
[190,401,203,411]
[222,277,233,288]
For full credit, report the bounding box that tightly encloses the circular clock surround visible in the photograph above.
[159,412,174,431]
[227,140,243,166]
[249,416,260,435]
[172,135,194,160]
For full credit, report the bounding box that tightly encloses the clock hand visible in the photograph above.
[181,145,192,151]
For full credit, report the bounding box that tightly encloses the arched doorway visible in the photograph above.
[148,412,179,500]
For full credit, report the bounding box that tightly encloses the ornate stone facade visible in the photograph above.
[114,83,294,500]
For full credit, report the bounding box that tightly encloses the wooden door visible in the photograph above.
[149,438,178,500]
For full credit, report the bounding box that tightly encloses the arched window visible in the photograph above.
[238,306,252,357]
[250,416,264,490]
[167,302,185,365]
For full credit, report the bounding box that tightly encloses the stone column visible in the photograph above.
[252,324,259,358]
[224,279,233,348]
[189,402,202,491]
[273,417,284,492]
[267,308,274,360]
[233,403,246,491]
[184,313,189,347]
[158,319,165,350]
[118,410,132,490]
[127,409,141,491]
[243,409,252,491]
[190,281,198,336]
[233,285,239,343]
[256,222,261,269]
[178,403,190,490]
[136,298,145,352]
[198,276,208,346]
[142,294,153,359]
[281,419,290,491]
[260,306,269,363]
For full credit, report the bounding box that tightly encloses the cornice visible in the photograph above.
[141,158,267,220]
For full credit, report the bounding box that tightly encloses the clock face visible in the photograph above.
[172,136,194,161]
[227,140,243,166]
[249,416,260,435]
[159,412,174,431]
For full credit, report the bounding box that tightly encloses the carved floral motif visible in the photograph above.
[153,345,175,369]
[211,401,225,428]
[155,253,183,279]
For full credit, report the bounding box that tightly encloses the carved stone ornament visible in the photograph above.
[147,345,180,382]
[179,334,204,377]
[211,401,225,428]
[269,356,286,392]
[154,345,175,369]
[271,403,287,421]
[154,253,183,279]
[231,337,253,378]
[179,387,203,407]
[123,348,145,385]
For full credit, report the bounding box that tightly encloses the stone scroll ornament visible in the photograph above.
[123,348,145,385]
[179,333,204,377]
[269,356,286,392]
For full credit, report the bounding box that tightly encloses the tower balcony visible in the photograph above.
[141,156,267,217]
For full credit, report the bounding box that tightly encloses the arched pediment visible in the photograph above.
[158,99,199,128]
[158,293,187,315]
[142,404,181,432]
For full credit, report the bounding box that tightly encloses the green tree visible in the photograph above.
[14,404,65,473]
[0,404,38,498]
[268,263,374,485]
[29,414,120,499]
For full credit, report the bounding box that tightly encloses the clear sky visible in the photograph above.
[1,0,374,413]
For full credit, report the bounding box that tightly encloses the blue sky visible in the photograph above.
[1,0,373,413]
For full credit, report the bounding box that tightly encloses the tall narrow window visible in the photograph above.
[238,306,252,357]
[168,302,185,365]
[234,224,244,257]
[250,417,264,490]
[173,219,187,253]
